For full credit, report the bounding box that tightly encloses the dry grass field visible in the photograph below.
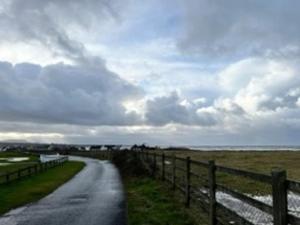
[158,150,300,195]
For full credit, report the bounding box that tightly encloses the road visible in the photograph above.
[0,156,127,225]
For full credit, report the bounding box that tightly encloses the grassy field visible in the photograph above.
[160,150,300,195]
[125,177,202,225]
[163,150,300,179]
[0,151,39,175]
[0,161,85,215]
[0,151,38,162]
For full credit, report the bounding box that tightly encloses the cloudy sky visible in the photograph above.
[0,0,300,145]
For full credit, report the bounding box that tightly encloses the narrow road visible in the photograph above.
[0,156,127,225]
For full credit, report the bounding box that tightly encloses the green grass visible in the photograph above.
[125,177,199,225]
[0,151,38,161]
[0,161,85,215]
[0,151,39,175]
[0,163,39,175]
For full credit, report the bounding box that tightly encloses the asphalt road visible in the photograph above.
[0,156,127,225]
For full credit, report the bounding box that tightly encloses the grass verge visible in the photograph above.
[125,176,198,225]
[0,161,85,215]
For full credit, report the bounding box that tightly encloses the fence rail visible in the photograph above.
[136,151,300,225]
[0,156,68,185]
[64,149,300,225]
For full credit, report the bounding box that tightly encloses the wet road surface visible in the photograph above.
[0,156,127,225]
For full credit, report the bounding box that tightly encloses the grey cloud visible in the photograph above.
[145,92,190,125]
[260,96,299,111]
[0,0,127,63]
[178,0,300,59]
[145,92,218,126]
[0,61,143,126]
[259,87,300,111]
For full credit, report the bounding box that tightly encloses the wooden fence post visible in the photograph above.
[162,153,165,181]
[141,151,144,162]
[208,160,216,225]
[152,153,157,177]
[172,154,176,190]
[185,157,191,207]
[272,169,287,225]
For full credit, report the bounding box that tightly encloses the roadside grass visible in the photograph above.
[0,161,85,215]
[125,176,204,225]
[161,150,300,195]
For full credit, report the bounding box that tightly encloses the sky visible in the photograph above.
[0,0,300,145]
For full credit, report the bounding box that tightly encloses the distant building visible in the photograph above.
[90,145,102,151]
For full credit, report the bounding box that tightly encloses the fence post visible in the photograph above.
[271,169,287,225]
[208,160,216,225]
[185,157,191,207]
[172,154,176,190]
[34,164,38,174]
[152,153,157,177]
[162,153,165,181]
[141,151,144,162]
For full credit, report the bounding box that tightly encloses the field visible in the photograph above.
[160,150,300,195]
[0,160,85,215]
[0,151,39,175]
[162,150,300,179]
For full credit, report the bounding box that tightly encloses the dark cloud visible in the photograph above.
[145,92,218,126]
[178,0,300,59]
[0,0,127,63]
[0,61,143,125]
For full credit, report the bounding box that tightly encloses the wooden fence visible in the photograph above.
[135,151,300,225]
[46,149,300,225]
[0,156,68,185]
